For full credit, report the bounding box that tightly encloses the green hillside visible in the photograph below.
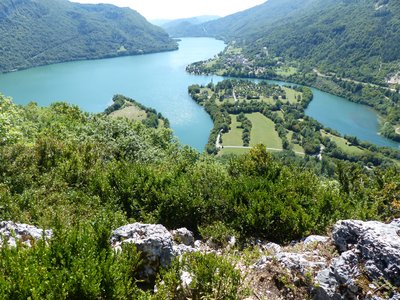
[254,0,400,83]
[183,0,400,84]
[0,0,177,73]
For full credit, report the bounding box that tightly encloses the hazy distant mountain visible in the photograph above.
[161,15,220,37]
[0,0,177,73]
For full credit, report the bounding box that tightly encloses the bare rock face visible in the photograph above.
[0,221,52,247]
[314,219,400,300]
[110,223,196,277]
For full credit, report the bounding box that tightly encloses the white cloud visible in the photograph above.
[71,0,266,20]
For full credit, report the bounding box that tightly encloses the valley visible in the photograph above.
[0,0,400,299]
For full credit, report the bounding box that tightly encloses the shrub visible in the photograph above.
[154,252,246,300]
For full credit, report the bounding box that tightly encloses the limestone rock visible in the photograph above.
[253,251,327,275]
[313,268,341,300]
[0,221,52,247]
[171,228,194,246]
[172,243,196,256]
[111,223,196,277]
[111,223,175,276]
[303,235,329,245]
[332,219,400,284]
[314,219,400,299]
[261,242,282,254]
[275,252,328,275]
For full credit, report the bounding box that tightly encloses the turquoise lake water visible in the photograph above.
[0,37,398,150]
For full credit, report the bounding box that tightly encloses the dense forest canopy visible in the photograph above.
[0,0,177,73]
[177,0,400,83]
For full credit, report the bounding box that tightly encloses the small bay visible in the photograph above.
[0,38,398,150]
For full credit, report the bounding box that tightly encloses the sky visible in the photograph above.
[71,0,266,20]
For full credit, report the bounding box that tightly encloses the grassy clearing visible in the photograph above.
[109,103,146,121]
[222,115,243,146]
[321,131,365,155]
[275,66,297,76]
[246,113,282,149]
[282,87,301,104]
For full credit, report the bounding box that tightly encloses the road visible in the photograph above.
[313,69,396,92]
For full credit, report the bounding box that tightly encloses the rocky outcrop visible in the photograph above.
[314,219,400,300]
[110,223,196,277]
[171,228,195,247]
[254,245,328,276]
[249,220,400,300]
[0,221,53,247]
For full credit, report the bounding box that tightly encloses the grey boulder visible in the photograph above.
[314,219,400,299]
[0,221,52,247]
[111,223,196,277]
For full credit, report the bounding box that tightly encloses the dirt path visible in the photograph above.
[215,130,223,149]
[233,89,238,102]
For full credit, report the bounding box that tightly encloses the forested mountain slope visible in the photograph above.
[0,0,177,72]
[186,0,400,83]
[196,0,315,39]
[255,0,400,82]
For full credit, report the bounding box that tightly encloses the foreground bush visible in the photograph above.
[0,221,149,299]
[155,252,246,300]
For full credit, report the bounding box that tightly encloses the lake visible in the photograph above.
[0,37,398,150]
[305,89,400,149]
[0,38,225,150]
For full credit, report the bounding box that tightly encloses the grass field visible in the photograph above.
[275,66,297,77]
[222,115,243,146]
[321,131,365,155]
[246,113,282,149]
[282,87,301,104]
[109,103,146,121]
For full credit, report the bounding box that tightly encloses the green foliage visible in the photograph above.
[105,95,170,129]
[199,221,238,248]
[0,95,23,145]
[237,113,252,146]
[0,94,399,296]
[0,221,147,300]
[0,0,177,73]
[185,0,400,84]
[155,252,246,300]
